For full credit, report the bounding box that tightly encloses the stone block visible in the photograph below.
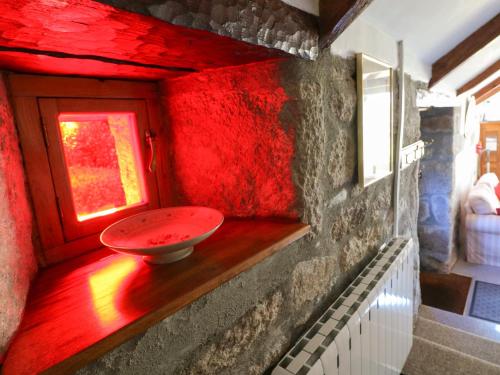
[418,197,431,223]
[339,224,382,271]
[420,107,455,124]
[419,162,453,195]
[331,198,368,242]
[166,60,298,220]
[420,250,457,273]
[420,245,452,264]
[419,225,451,253]
[327,189,348,208]
[186,290,284,374]
[421,130,454,160]
[330,78,356,123]
[417,105,466,274]
[420,107,454,118]
[327,129,356,189]
[291,256,338,308]
[418,225,455,269]
[421,115,454,131]
[430,194,452,226]
[401,74,422,145]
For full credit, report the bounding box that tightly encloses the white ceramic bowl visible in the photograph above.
[100,206,224,264]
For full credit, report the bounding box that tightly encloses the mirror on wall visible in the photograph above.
[356,53,393,187]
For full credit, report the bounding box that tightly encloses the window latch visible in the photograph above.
[145,130,156,173]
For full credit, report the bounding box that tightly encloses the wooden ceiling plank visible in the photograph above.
[429,14,500,88]
[457,60,500,96]
[0,0,286,75]
[319,0,374,48]
[473,76,500,104]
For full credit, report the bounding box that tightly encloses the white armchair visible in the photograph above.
[465,173,500,266]
[466,211,500,265]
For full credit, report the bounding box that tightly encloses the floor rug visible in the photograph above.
[470,280,500,323]
[420,272,472,315]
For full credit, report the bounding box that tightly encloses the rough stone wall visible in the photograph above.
[77,52,421,375]
[418,107,466,272]
[0,74,37,361]
[162,61,298,218]
[96,0,319,60]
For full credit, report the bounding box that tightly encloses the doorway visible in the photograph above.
[480,121,500,175]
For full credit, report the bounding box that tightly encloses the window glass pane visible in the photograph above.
[58,113,147,222]
[485,135,498,151]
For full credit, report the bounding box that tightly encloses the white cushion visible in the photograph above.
[477,173,500,189]
[468,183,499,215]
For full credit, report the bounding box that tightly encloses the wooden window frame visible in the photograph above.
[40,98,159,241]
[8,74,173,266]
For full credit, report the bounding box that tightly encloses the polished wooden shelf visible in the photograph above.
[2,219,309,375]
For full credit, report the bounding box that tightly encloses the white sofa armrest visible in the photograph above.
[466,213,500,235]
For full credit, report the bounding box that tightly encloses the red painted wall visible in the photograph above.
[0,74,37,361]
[162,60,298,218]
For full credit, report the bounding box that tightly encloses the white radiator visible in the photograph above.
[273,238,415,375]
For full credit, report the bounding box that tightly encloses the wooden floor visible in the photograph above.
[3,219,309,375]
[420,272,472,315]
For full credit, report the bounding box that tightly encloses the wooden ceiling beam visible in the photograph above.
[319,0,374,48]
[429,14,500,88]
[0,0,286,76]
[457,60,500,96]
[473,76,500,104]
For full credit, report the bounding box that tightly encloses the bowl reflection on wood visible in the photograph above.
[100,206,224,264]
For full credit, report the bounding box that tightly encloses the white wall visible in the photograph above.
[478,94,500,121]
[280,0,318,15]
[330,17,430,83]
[281,0,500,95]
[279,0,430,82]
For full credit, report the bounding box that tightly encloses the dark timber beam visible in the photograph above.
[0,0,286,76]
[429,14,500,88]
[457,60,500,96]
[473,76,500,104]
[319,0,374,49]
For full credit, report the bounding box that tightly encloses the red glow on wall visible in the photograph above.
[58,113,147,221]
[165,61,297,218]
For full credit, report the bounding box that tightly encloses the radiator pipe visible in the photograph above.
[393,40,405,237]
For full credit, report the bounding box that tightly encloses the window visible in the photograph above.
[57,112,148,222]
[10,75,167,265]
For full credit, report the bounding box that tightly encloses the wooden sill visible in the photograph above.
[3,219,310,375]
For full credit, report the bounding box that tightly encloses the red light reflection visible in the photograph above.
[88,257,139,326]
[165,61,298,218]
